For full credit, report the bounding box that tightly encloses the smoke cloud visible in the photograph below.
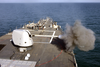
[60,20,95,52]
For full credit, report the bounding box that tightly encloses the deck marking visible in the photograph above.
[49,31,55,43]
[34,35,58,37]
[33,31,58,44]
[35,50,63,67]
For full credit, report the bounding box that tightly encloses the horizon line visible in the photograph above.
[0,2,100,3]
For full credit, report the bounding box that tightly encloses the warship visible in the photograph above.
[0,18,77,67]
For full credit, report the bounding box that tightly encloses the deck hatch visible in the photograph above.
[0,44,5,51]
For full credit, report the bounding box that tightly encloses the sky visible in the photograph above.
[0,0,100,3]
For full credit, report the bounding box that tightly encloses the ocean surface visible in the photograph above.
[0,3,100,67]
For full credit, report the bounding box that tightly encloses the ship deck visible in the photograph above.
[0,19,77,67]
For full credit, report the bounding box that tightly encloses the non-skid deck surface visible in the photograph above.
[0,21,76,67]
